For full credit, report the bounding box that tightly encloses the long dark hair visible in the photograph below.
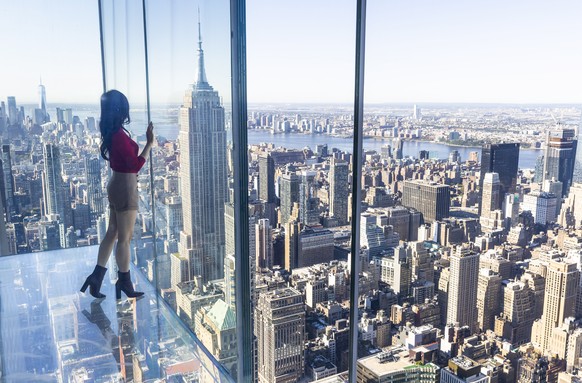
[99,90,131,161]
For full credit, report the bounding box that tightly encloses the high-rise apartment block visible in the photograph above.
[178,22,227,282]
[402,180,450,223]
[256,288,305,383]
[329,157,349,225]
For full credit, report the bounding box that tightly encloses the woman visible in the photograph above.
[81,89,154,300]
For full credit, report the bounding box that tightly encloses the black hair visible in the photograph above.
[99,89,130,161]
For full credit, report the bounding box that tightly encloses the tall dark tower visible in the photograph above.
[0,145,16,221]
[480,143,520,210]
[178,17,227,282]
[543,128,577,197]
[258,154,276,203]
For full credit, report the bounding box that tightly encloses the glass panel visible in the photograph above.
[143,0,237,378]
[0,1,101,255]
[0,247,233,382]
[246,1,357,381]
[360,1,582,382]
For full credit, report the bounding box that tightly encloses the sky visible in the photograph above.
[1,0,581,105]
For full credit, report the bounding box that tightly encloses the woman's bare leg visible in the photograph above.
[97,209,118,267]
[115,209,138,273]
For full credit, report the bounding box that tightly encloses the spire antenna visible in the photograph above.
[195,7,209,88]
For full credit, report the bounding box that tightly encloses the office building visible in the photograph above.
[42,144,69,226]
[543,128,577,197]
[279,172,300,225]
[560,183,582,228]
[534,259,579,352]
[256,218,273,270]
[258,154,276,203]
[329,157,349,224]
[356,347,439,383]
[84,157,104,224]
[402,180,450,223]
[476,268,501,332]
[299,171,320,226]
[7,96,18,125]
[256,288,305,383]
[178,20,227,282]
[447,245,479,332]
[0,145,16,221]
[494,280,535,346]
[440,357,488,383]
[522,190,558,225]
[480,143,520,208]
[285,223,334,270]
[480,172,500,221]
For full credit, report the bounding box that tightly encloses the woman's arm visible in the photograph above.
[139,122,155,161]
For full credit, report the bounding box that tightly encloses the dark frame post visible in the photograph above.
[230,0,253,381]
[348,0,367,381]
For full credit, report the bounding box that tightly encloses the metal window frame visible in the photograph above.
[348,0,367,381]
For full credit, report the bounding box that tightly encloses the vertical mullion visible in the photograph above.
[230,0,252,381]
[140,0,158,293]
[348,0,367,382]
[97,0,107,93]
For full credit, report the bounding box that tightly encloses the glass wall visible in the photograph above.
[99,0,237,380]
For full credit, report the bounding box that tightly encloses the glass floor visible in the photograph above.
[0,246,232,383]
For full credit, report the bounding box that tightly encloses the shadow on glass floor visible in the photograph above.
[0,246,232,383]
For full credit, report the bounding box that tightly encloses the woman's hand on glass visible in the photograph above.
[146,122,154,145]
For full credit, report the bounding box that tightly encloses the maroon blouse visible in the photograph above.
[109,129,146,173]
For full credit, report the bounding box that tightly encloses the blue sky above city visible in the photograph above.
[1,0,581,104]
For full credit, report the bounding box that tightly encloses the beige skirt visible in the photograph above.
[107,171,139,212]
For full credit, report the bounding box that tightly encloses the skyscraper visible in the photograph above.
[279,172,300,225]
[480,172,501,231]
[255,218,273,270]
[0,145,16,221]
[535,259,579,352]
[258,154,276,203]
[476,268,501,332]
[178,19,227,282]
[543,128,577,197]
[402,180,450,223]
[299,171,319,226]
[7,97,18,125]
[84,157,104,224]
[42,144,67,224]
[480,143,520,210]
[480,173,500,219]
[447,245,479,332]
[256,288,305,383]
[329,157,349,225]
[38,80,47,117]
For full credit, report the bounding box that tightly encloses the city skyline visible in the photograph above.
[2,0,582,104]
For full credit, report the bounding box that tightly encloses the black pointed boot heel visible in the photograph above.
[80,265,108,299]
[115,270,144,300]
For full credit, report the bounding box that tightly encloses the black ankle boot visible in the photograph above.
[80,265,108,299]
[115,270,144,300]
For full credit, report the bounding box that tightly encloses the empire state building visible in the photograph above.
[178,21,227,282]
